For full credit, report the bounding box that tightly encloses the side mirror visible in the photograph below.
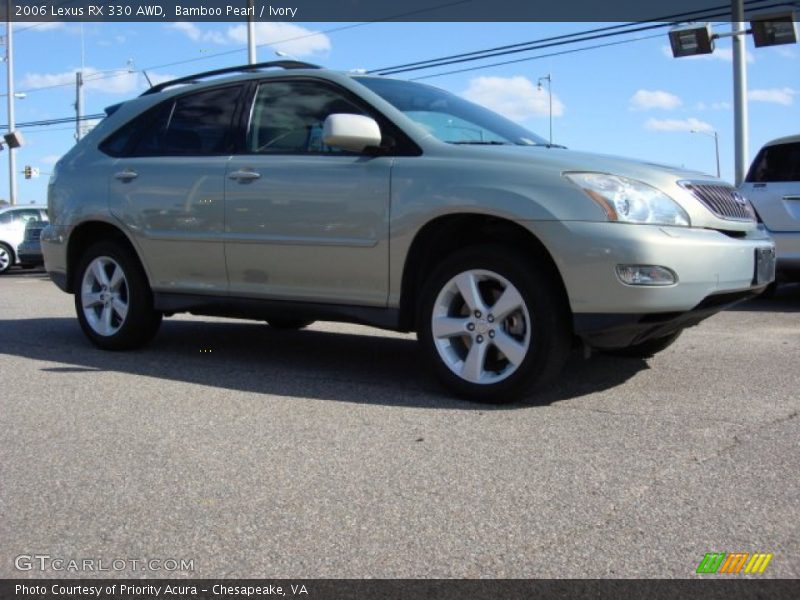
[322,114,382,153]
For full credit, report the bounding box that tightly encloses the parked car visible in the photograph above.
[0,205,48,274]
[41,61,775,401]
[739,134,800,292]
[17,219,49,268]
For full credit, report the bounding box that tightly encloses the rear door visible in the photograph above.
[107,85,244,293]
[741,141,800,232]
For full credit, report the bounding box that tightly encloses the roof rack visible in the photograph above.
[140,60,322,96]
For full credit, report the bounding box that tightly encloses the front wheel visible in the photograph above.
[74,241,162,350]
[418,245,571,403]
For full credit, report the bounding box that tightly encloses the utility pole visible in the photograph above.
[75,71,84,141]
[537,74,553,146]
[247,0,256,64]
[732,0,749,185]
[5,8,17,205]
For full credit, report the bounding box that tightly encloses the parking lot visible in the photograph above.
[1,268,798,578]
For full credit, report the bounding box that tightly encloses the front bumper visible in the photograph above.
[40,225,69,291]
[574,289,757,349]
[525,221,774,314]
[17,241,43,265]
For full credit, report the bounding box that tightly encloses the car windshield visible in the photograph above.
[355,77,547,146]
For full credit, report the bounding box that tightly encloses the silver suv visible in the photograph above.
[42,61,775,401]
[739,134,800,291]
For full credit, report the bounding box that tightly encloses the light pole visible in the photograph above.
[731,0,748,185]
[691,129,721,178]
[5,13,17,205]
[247,0,256,64]
[537,73,553,146]
[75,61,135,141]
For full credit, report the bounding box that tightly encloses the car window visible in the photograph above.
[356,76,546,146]
[247,80,369,154]
[13,209,41,224]
[746,142,800,183]
[103,86,243,157]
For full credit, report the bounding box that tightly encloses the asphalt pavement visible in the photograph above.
[1,268,798,578]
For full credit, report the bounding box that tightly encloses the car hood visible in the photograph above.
[436,144,719,187]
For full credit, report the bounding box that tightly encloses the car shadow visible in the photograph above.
[726,283,800,313]
[1,267,49,279]
[0,317,648,410]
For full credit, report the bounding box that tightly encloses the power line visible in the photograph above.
[411,33,667,80]
[0,114,104,129]
[369,0,779,76]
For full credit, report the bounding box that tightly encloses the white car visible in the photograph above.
[739,135,800,290]
[0,205,49,274]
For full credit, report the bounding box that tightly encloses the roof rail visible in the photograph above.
[140,60,322,96]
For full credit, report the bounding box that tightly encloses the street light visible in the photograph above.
[691,128,721,179]
[537,73,553,146]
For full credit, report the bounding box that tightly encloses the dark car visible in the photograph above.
[17,219,48,268]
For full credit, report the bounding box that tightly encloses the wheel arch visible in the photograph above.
[398,214,570,331]
[66,220,146,293]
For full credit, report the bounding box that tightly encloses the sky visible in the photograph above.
[2,20,799,205]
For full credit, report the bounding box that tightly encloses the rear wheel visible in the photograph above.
[0,243,14,274]
[266,318,315,330]
[602,331,682,359]
[418,245,570,403]
[74,241,162,350]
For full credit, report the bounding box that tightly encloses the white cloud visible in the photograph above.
[630,89,682,111]
[168,22,330,57]
[748,87,796,106]
[774,47,797,59]
[645,117,713,133]
[661,45,754,63]
[462,76,565,123]
[226,22,330,57]
[167,22,227,45]
[711,101,731,110]
[39,155,62,166]
[20,67,166,96]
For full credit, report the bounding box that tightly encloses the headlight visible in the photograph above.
[564,172,690,226]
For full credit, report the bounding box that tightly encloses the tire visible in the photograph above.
[266,318,315,330]
[0,243,14,274]
[74,241,162,350]
[602,331,682,359]
[417,244,571,403]
[760,281,778,299]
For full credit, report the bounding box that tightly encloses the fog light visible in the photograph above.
[616,265,677,286]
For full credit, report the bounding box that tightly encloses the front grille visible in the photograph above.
[681,182,755,222]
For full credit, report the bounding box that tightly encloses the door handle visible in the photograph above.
[114,169,138,182]
[783,195,800,201]
[228,169,261,182]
